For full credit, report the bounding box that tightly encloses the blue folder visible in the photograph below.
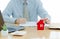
[6,24,25,33]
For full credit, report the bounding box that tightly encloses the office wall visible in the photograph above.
[41,0,60,23]
[0,0,60,23]
[0,0,10,12]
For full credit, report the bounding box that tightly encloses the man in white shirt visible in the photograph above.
[3,0,51,24]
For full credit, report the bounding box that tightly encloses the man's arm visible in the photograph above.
[2,1,17,23]
[36,0,51,23]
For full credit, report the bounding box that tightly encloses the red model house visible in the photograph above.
[37,20,44,30]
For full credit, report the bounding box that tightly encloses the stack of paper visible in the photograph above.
[19,22,49,26]
[19,22,37,26]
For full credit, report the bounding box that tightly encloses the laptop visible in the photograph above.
[48,23,60,30]
[0,10,25,33]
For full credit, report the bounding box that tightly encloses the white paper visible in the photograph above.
[19,22,37,26]
[19,21,49,26]
[10,31,27,35]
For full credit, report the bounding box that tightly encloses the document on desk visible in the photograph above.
[19,22,49,26]
[10,31,27,36]
[19,22,37,26]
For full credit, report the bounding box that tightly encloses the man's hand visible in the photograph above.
[42,18,50,24]
[15,18,26,24]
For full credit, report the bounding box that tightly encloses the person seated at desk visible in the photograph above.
[2,0,51,24]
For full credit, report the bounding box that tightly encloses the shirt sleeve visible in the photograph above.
[2,0,17,23]
[36,0,51,20]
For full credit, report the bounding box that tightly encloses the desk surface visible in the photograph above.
[0,26,60,39]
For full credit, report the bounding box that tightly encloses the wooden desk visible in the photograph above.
[0,26,60,39]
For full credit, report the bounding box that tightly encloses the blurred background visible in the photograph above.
[0,0,60,23]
